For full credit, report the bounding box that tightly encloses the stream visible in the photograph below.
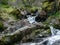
[5,15,60,45]
[0,0,60,45]
[19,26,60,45]
[23,15,60,45]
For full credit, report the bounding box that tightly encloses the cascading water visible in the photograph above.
[27,15,60,45]
[47,26,60,45]
[27,15,36,24]
[50,26,55,36]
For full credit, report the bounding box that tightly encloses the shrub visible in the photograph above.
[0,0,8,5]
[0,21,4,32]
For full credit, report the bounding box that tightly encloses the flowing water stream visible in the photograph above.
[47,26,60,45]
[26,15,60,45]
[21,26,60,45]
[1,0,60,45]
[27,15,36,24]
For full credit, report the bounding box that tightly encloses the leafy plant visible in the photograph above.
[22,0,35,8]
[0,0,8,5]
[0,22,4,32]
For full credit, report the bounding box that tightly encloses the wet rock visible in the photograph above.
[35,10,48,22]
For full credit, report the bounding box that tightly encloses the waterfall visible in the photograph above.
[50,26,55,36]
[47,26,60,45]
[27,15,36,24]
[47,35,60,45]
[50,26,60,35]
[27,11,39,24]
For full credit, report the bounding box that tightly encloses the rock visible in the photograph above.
[35,10,48,22]
[50,18,60,29]
[51,18,60,25]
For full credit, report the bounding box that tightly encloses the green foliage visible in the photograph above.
[0,0,8,5]
[53,24,60,29]
[54,11,60,19]
[0,22,4,32]
[10,8,22,20]
[42,1,54,12]
[22,0,35,8]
